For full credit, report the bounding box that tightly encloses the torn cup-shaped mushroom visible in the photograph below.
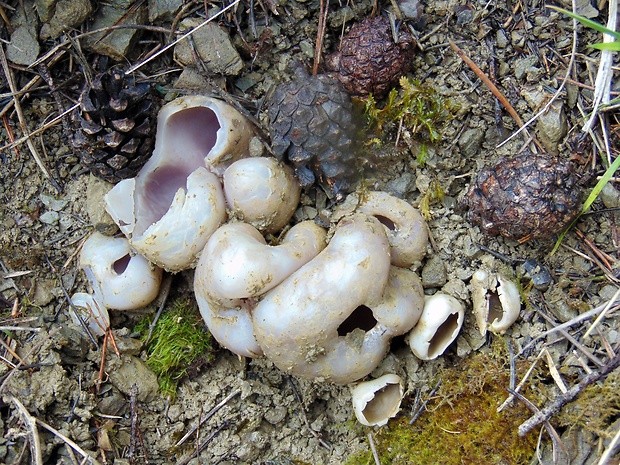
[223,157,301,233]
[70,292,110,337]
[79,232,163,310]
[351,374,404,426]
[471,270,521,335]
[408,293,464,360]
[105,95,254,271]
[194,220,327,358]
[253,214,425,384]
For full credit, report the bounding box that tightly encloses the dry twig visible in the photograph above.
[9,394,43,465]
[518,351,620,436]
[583,287,620,339]
[409,380,441,424]
[174,388,241,447]
[448,39,543,151]
[312,0,329,75]
[287,376,333,451]
[508,389,567,462]
[36,416,102,464]
[518,298,620,356]
[368,432,381,465]
[0,326,62,394]
[598,424,620,465]
[582,0,617,132]
[0,45,61,192]
[498,0,579,149]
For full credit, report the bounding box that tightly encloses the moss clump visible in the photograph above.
[419,178,445,220]
[363,77,456,146]
[136,298,214,397]
[346,344,539,465]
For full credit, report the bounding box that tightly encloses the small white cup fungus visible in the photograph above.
[339,191,429,267]
[351,374,404,426]
[194,220,327,358]
[408,293,465,360]
[223,157,301,233]
[253,214,424,384]
[105,95,254,271]
[70,292,110,337]
[79,232,163,310]
[471,270,521,335]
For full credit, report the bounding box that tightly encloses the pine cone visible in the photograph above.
[325,15,415,98]
[461,153,581,242]
[74,69,155,183]
[267,65,362,200]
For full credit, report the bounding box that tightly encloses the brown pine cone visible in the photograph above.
[74,69,155,183]
[325,15,416,99]
[267,65,363,200]
[461,153,581,242]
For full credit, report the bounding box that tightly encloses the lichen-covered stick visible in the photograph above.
[517,351,620,437]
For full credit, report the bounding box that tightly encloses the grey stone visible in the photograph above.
[35,0,56,22]
[98,386,126,416]
[599,284,620,301]
[39,210,60,225]
[385,172,415,198]
[496,29,508,48]
[174,18,244,75]
[575,0,598,18]
[40,0,92,39]
[514,55,539,81]
[457,128,484,157]
[520,86,545,110]
[40,193,68,211]
[112,336,144,356]
[85,174,119,236]
[149,0,183,22]
[173,67,211,91]
[421,255,448,288]
[107,355,159,402]
[6,26,40,66]
[456,336,472,357]
[600,182,620,209]
[85,3,147,60]
[536,101,567,153]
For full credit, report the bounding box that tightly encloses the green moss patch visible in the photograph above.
[346,345,539,464]
[136,298,214,397]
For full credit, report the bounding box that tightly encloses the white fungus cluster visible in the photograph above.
[72,95,522,427]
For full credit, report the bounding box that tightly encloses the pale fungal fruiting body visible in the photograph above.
[193,296,262,358]
[408,293,465,360]
[70,292,110,337]
[471,270,521,335]
[338,191,429,267]
[223,157,301,233]
[104,95,254,272]
[79,232,163,310]
[194,221,327,358]
[106,168,226,271]
[252,213,424,384]
[351,374,404,426]
[196,221,327,301]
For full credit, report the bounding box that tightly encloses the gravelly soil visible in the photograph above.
[1,0,619,464]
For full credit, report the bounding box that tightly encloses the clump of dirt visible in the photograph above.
[1,0,619,464]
